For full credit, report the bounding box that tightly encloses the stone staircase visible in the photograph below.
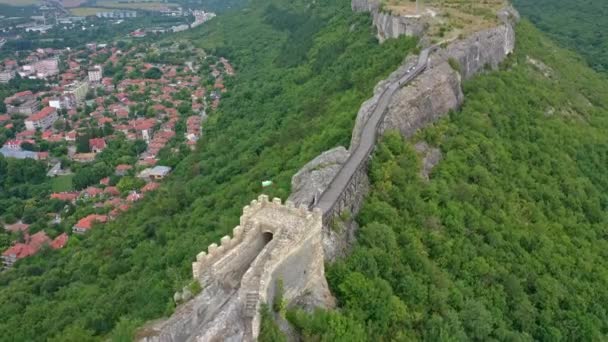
[244,292,259,317]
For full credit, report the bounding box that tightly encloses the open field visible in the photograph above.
[62,0,88,8]
[51,175,74,192]
[382,0,508,41]
[95,0,178,10]
[0,0,39,5]
[69,7,104,15]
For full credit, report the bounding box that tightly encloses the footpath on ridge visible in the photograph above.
[315,48,432,219]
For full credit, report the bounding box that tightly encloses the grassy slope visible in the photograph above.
[319,21,608,341]
[0,0,417,340]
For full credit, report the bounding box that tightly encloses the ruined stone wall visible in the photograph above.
[138,196,330,342]
[352,0,426,41]
[139,6,521,340]
[293,5,519,261]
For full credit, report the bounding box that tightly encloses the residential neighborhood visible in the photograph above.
[0,40,235,267]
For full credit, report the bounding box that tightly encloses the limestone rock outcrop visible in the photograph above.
[352,0,426,41]
[381,62,463,137]
[414,141,442,181]
[305,4,519,259]
[372,11,427,42]
[351,0,380,12]
[350,55,418,147]
[288,147,349,208]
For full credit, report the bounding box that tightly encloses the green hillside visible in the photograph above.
[513,0,608,73]
[0,0,416,340]
[289,21,608,341]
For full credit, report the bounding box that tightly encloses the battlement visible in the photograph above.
[192,194,322,281]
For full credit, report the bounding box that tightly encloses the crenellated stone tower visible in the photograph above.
[138,195,332,342]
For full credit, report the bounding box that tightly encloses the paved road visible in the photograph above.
[315,48,432,215]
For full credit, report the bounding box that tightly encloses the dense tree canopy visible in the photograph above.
[513,0,608,73]
[293,21,608,341]
[0,0,416,340]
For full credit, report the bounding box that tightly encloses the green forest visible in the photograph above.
[0,0,416,340]
[513,0,608,73]
[282,21,608,341]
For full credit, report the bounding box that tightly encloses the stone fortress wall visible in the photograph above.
[138,196,330,342]
[139,3,520,341]
[291,4,519,260]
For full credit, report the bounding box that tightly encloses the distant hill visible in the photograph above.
[513,0,608,73]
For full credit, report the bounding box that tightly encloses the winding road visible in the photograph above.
[315,47,432,216]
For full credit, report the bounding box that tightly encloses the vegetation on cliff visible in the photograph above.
[293,21,608,340]
[0,0,416,340]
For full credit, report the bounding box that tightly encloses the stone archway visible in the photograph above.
[262,231,273,245]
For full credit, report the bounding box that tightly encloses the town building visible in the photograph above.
[25,106,58,131]
[72,214,108,234]
[64,81,89,105]
[4,90,40,116]
[88,65,103,83]
[130,118,157,142]
[0,69,15,83]
[96,10,137,18]
[2,231,50,267]
[115,164,133,176]
[34,58,59,78]
[50,233,69,249]
[89,138,106,153]
[48,95,75,110]
[138,165,172,181]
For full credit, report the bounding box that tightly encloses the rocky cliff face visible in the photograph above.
[351,0,380,12]
[433,7,519,79]
[380,62,463,138]
[352,0,426,41]
[288,147,349,208]
[294,5,519,261]
[372,11,427,42]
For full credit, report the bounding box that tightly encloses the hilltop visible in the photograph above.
[0,0,607,340]
[289,18,608,342]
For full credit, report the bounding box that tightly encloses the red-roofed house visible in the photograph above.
[4,222,29,233]
[89,138,106,153]
[29,231,51,250]
[16,130,35,139]
[0,114,10,124]
[141,182,160,193]
[2,231,51,267]
[3,139,22,149]
[25,106,58,131]
[72,214,108,234]
[126,191,143,202]
[50,192,79,202]
[115,164,132,176]
[65,131,77,141]
[82,186,103,198]
[50,233,69,250]
[104,186,120,197]
[129,118,156,142]
[2,244,36,267]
